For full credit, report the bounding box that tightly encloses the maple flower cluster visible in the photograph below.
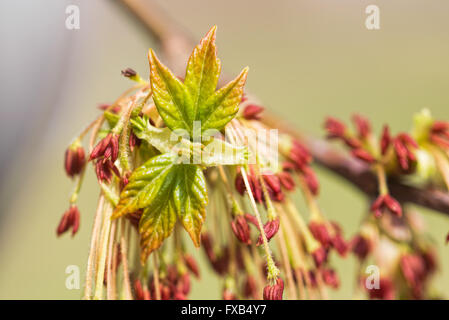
[324,111,449,299]
[58,26,447,300]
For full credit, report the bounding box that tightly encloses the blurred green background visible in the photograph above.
[0,0,448,299]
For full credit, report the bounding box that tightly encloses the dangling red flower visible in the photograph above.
[64,144,86,177]
[256,217,280,245]
[90,133,120,182]
[56,205,80,236]
[231,215,251,245]
[263,278,284,300]
[371,194,402,218]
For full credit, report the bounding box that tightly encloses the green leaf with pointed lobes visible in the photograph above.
[199,67,249,132]
[148,49,194,133]
[184,26,221,120]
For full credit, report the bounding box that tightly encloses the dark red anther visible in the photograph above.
[235,171,246,195]
[244,213,259,227]
[324,117,346,139]
[351,148,376,164]
[90,133,119,163]
[201,232,216,263]
[160,284,171,300]
[289,140,312,169]
[301,166,319,196]
[235,169,263,203]
[430,121,449,149]
[98,103,121,114]
[400,254,426,297]
[393,133,418,172]
[184,254,200,279]
[263,278,284,300]
[312,246,328,268]
[367,277,395,300]
[278,171,295,190]
[352,114,371,139]
[350,234,372,261]
[57,205,81,237]
[231,215,251,245]
[95,158,120,183]
[121,67,137,78]
[256,217,280,245]
[242,104,264,120]
[129,131,141,152]
[173,292,187,300]
[133,279,150,300]
[331,234,348,257]
[282,161,296,172]
[263,173,281,194]
[309,221,332,248]
[329,221,348,256]
[222,289,236,300]
[371,194,402,218]
[178,273,191,296]
[64,145,86,177]
[250,173,264,203]
[243,275,258,299]
[380,125,391,155]
[321,268,340,289]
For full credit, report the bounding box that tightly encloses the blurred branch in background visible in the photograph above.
[119,0,449,216]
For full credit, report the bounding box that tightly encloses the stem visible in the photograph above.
[94,201,113,299]
[106,221,117,300]
[226,127,279,281]
[83,194,105,300]
[119,219,133,300]
[275,223,297,299]
[152,254,161,300]
[375,164,389,195]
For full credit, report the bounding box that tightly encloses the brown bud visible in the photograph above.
[121,68,137,78]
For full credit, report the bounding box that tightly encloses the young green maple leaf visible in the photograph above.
[148,25,249,135]
[112,153,208,262]
[113,26,249,262]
